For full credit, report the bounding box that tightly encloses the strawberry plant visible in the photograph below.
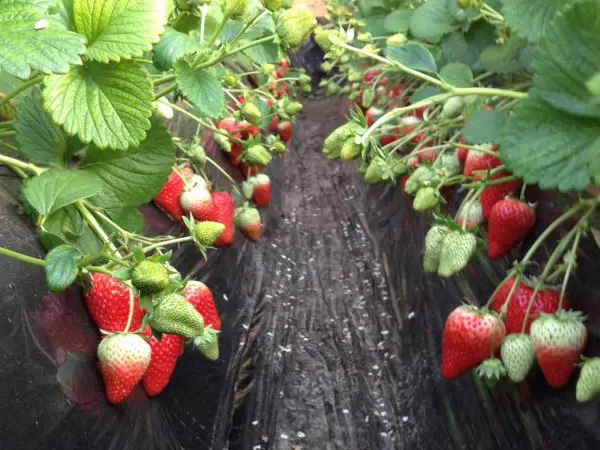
[321,0,600,401]
[0,0,317,404]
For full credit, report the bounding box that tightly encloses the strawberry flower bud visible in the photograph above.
[262,0,282,11]
[386,33,406,46]
[190,144,206,168]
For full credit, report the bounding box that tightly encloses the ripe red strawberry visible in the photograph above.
[141,334,184,397]
[363,70,379,83]
[413,106,426,119]
[492,278,571,333]
[251,174,271,208]
[217,117,237,133]
[184,281,221,330]
[235,206,261,242]
[487,198,536,259]
[180,178,216,221]
[418,149,439,164]
[268,114,279,133]
[380,134,399,146]
[480,171,523,219]
[229,141,244,166]
[84,273,146,334]
[209,191,235,247]
[531,311,587,388]
[240,163,265,178]
[237,121,260,138]
[457,140,469,165]
[387,85,403,99]
[154,168,193,221]
[278,120,292,143]
[441,305,506,380]
[463,144,500,178]
[97,333,151,404]
[365,106,383,127]
[278,60,290,71]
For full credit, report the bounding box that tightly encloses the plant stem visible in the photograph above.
[154,84,176,101]
[205,155,242,195]
[230,9,267,48]
[0,246,45,267]
[0,131,15,137]
[0,121,14,129]
[0,75,44,109]
[124,288,134,333]
[75,201,121,257]
[0,153,43,175]
[153,74,176,87]
[141,236,193,253]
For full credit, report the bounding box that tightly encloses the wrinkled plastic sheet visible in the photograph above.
[1,97,600,450]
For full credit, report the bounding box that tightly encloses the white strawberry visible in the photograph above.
[500,333,535,382]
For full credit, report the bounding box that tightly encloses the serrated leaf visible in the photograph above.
[45,245,81,292]
[91,189,145,233]
[14,88,67,167]
[152,27,202,71]
[440,62,472,87]
[23,169,102,216]
[0,1,86,78]
[385,43,437,74]
[409,0,459,44]
[500,94,599,192]
[500,0,575,43]
[462,110,508,145]
[175,62,225,119]
[81,120,175,206]
[410,85,442,104]
[73,0,166,63]
[243,41,281,64]
[532,1,600,119]
[364,14,388,37]
[384,9,412,33]
[43,61,153,150]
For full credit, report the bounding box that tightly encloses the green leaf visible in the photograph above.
[409,0,459,44]
[152,27,201,71]
[363,14,388,37]
[462,110,509,145]
[14,88,67,166]
[243,41,282,64]
[81,120,175,206]
[0,1,86,78]
[45,245,81,292]
[91,189,145,233]
[43,61,153,150]
[478,35,528,74]
[441,33,469,66]
[500,93,599,192]
[410,85,442,104]
[439,62,473,87]
[532,1,600,119]
[73,0,166,63]
[384,9,412,33]
[385,43,437,74]
[175,62,225,119]
[500,0,575,43]
[40,205,103,253]
[23,169,102,216]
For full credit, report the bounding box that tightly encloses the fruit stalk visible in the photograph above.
[0,245,45,267]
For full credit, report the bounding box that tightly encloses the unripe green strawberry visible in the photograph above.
[500,333,535,383]
[263,0,282,11]
[392,159,408,176]
[323,123,354,159]
[223,0,248,18]
[245,145,272,165]
[434,153,461,177]
[224,74,238,87]
[194,328,220,360]
[262,63,275,75]
[339,137,360,160]
[190,144,206,168]
[413,187,439,211]
[386,33,406,46]
[284,101,303,116]
[362,89,375,108]
[315,27,336,52]
[576,358,600,402]
[281,8,317,49]
[438,230,477,277]
[364,157,386,184]
[150,293,205,338]
[404,166,436,195]
[241,102,262,124]
[457,199,484,230]
[131,260,170,294]
[272,141,286,155]
[423,224,449,273]
[326,82,340,96]
[194,221,225,246]
[441,96,465,118]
